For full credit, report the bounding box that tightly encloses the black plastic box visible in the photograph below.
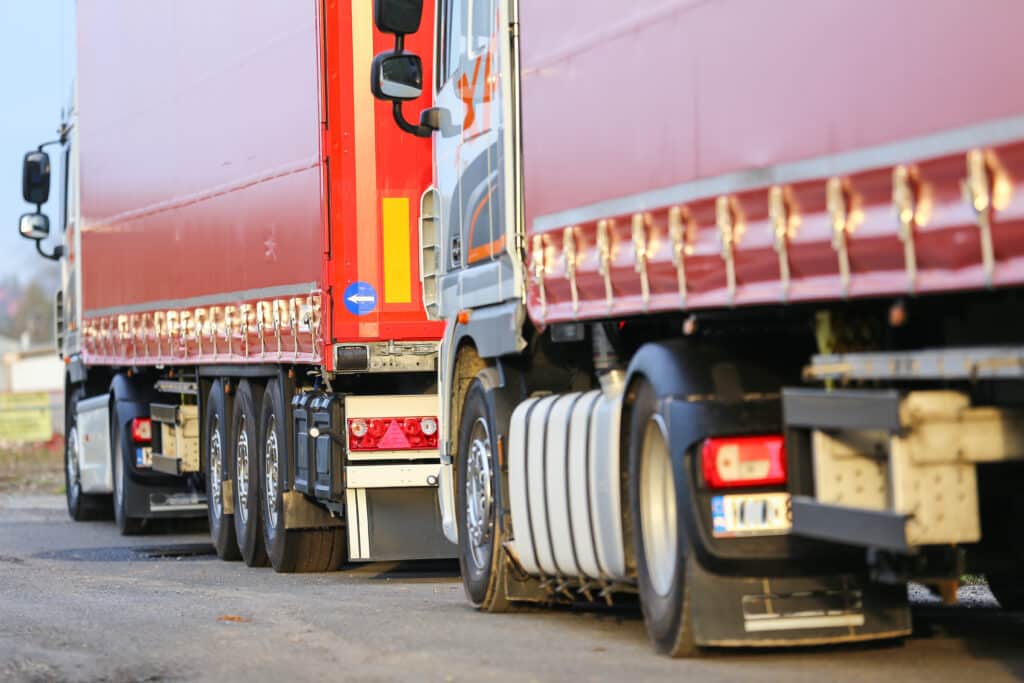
[311,393,345,501]
[291,392,316,495]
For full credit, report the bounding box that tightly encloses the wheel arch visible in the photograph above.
[621,339,804,575]
[446,336,488,463]
[108,372,158,457]
[620,337,798,473]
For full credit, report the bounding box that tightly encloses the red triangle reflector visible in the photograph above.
[377,420,411,449]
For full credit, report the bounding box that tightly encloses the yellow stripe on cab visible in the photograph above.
[382,197,412,304]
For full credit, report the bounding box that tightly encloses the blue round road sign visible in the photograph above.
[343,281,378,316]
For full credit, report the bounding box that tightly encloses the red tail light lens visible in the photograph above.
[701,435,786,489]
[131,417,153,444]
[347,416,439,451]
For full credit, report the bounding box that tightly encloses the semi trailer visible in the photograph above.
[17,0,453,571]
[371,0,1024,656]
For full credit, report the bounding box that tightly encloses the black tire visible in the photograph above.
[259,377,346,573]
[231,380,269,567]
[204,379,241,561]
[456,378,511,611]
[988,574,1024,611]
[112,413,146,535]
[628,377,699,657]
[64,387,112,521]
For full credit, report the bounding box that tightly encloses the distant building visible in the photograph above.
[0,335,21,391]
[1,343,64,438]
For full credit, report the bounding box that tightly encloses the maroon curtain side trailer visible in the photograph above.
[369,0,1024,656]
[18,1,453,571]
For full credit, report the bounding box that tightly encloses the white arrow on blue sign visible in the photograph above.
[343,281,378,316]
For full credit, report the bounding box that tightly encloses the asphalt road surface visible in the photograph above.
[1,495,1022,683]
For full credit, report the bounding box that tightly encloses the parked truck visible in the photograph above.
[17,0,452,571]
[370,0,1024,656]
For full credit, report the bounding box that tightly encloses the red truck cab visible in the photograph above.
[19,1,453,572]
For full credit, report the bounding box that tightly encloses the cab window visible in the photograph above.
[439,0,494,85]
[467,0,494,57]
[442,0,465,85]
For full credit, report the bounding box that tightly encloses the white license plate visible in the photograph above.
[135,446,153,468]
[712,493,791,538]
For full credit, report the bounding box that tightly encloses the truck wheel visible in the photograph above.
[205,379,240,561]
[456,378,512,611]
[628,377,699,657]
[231,380,268,567]
[112,415,146,535]
[64,387,112,521]
[988,574,1024,611]
[260,377,346,573]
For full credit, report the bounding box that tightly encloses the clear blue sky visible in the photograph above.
[0,0,75,286]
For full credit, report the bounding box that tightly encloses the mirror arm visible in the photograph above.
[38,121,71,150]
[35,239,63,262]
[36,139,63,153]
[383,31,432,137]
[392,101,434,138]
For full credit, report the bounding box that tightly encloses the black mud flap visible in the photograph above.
[689,559,911,647]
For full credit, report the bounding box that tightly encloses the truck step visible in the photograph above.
[151,453,184,476]
[791,496,911,553]
[148,491,207,514]
[783,388,901,432]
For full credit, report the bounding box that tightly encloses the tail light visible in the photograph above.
[701,435,786,489]
[131,417,153,444]
[347,416,439,451]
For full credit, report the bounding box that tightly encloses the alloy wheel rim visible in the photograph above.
[236,416,250,524]
[264,415,280,530]
[114,435,124,509]
[66,425,80,491]
[639,415,678,597]
[465,417,494,570]
[210,415,223,521]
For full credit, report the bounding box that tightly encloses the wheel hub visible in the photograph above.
[236,416,250,524]
[264,415,280,530]
[465,417,494,570]
[210,416,223,520]
[639,415,678,597]
[114,434,125,508]
[66,425,80,488]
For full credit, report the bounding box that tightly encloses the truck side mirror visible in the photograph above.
[371,53,424,101]
[371,0,436,138]
[19,212,50,241]
[374,0,423,35]
[22,150,51,205]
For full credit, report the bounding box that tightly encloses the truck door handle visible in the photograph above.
[451,237,462,266]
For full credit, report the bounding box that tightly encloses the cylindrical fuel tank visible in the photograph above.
[507,390,627,581]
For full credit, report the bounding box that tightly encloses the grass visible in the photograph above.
[0,440,65,495]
